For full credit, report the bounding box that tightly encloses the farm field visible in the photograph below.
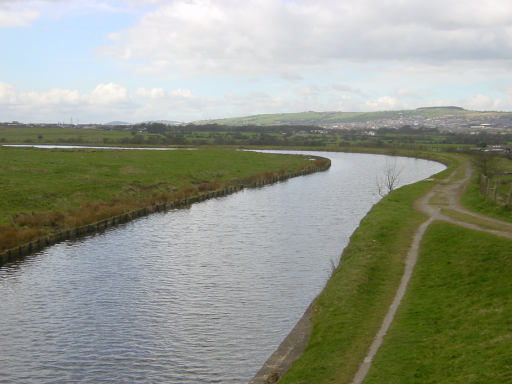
[0,147,323,252]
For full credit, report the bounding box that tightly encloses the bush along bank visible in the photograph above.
[0,157,330,266]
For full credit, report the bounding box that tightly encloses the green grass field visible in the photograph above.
[0,125,133,144]
[278,163,453,384]
[364,222,512,383]
[0,147,321,251]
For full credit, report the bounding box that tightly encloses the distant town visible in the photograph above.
[4,106,512,135]
[321,112,512,133]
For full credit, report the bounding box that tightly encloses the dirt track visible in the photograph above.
[352,159,512,384]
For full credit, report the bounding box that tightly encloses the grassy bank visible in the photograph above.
[461,171,512,223]
[0,147,327,253]
[365,222,512,383]
[278,158,453,383]
[459,153,512,222]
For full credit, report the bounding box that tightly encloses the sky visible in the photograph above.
[1,0,512,123]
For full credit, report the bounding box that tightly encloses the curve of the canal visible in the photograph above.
[0,151,445,383]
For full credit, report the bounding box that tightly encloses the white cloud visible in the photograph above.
[0,82,211,122]
[297,86,321,97]
[396,88,423,99]
[331,83,367,97]
[0,0,150,28]
[1,84,96,107]
[171,88,193,98]
[25,88,82,105]
[1,80,511,124]
[89,82,131,105]
[0,82,136,122]
[0,82,18,103]
[365,96,403,111]
[0,3,39,27]
[123,0,168,5]
[102,0,512,77]
[465,94,505,111]
[136,87,166,99]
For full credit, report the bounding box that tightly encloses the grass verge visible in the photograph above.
[441,208,512,232]
[364,221,512,383]
[0,147,328,253]
[461,171,512,223]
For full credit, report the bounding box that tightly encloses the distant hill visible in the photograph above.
[194,107,512,128]
[104,120,184,126]
[105,121,131,126]
[416,106,465,111]
[142,120,184,126]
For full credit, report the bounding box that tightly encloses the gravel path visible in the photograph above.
[351,159,512,384]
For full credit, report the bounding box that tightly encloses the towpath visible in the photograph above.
[351,158,512,384]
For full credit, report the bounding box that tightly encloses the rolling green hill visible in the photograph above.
[195,107,512,127]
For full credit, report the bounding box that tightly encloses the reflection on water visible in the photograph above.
[2,144,194,150]
[0,152,445,383]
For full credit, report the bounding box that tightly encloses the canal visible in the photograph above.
[0,151,445,383]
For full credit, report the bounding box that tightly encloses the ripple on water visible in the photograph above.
[0,152,445,383]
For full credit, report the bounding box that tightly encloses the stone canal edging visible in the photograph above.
[249,302,314,384]
[0,162,330,266]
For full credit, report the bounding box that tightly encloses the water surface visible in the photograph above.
[0,152,445,383]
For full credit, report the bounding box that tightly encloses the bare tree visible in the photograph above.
[472,151,498,177]
[377,159,402,197]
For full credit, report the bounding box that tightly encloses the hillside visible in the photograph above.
[195,107,512,131]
